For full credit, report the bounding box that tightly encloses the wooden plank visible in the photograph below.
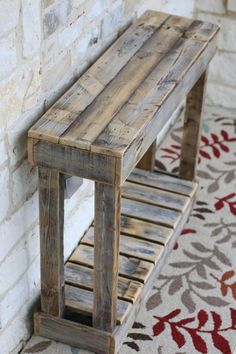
[120,215,172,244]
[122,198,182,228]
[34,312,113,354]
[70,244,154,283]
[122,181,190,212]
[136,141,156,171]
[91,20,218,159]
[60,16,193,150]
[65,285,131,325]
[34,141,116,185]
[65,262,142,303]
[93,184,121,332]
[82,227,164,263]
[129,168,197,197]
[179,72,206,181]
[120,32,218,183]
[29,11,170,144]
[38,167,64,317]
[113,187,198,354]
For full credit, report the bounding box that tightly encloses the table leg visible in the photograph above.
[93,182,121,333]
[137,140,156,171]
[179,72,207,181]
[38,167,65,317]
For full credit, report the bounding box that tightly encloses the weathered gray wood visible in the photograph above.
[34,312,113,354]
[113,187,198,354]
[38,167,64,317]
[120,33,218,183]
[70,244,154,283]
[65,285,131,325]
[29,11,170,144]
[122,181,189,212]
[136,141,156,171]
[93,183,121,332]
[129,168,197,197]
[179,72,207,181]
[65,262,142,303]
[82,227,164,263]
[122,198,181,228]
[34,141,116,185]
[120,215,172,244]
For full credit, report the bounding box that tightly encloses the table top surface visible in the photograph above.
[29,10,219,158]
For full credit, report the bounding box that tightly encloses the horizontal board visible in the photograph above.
[65,262,142,303]
[128,168,198,197]
[65,285,131,325]
[70,244,153,283]
[122,181,189,212]
[120,215,172,244]
[122,198,181,228]
[82,227,164,263]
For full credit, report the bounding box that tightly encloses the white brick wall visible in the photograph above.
[196,0,236,109]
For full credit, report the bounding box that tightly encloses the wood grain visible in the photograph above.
[93,184,121,332]
[179,72,206,181]
[136,141,156,171]
[38,167,64,317]
[65,262,142,303]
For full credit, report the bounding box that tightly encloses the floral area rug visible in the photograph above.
[22,106,236,354]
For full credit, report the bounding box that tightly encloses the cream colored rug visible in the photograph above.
[22,106,236,354]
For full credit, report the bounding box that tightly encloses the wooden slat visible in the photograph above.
[65,262,142,303]
[34,141,117,185]
[122,181,190,212]
[34,312,112,354]
[122,198,182,228]
[82,227,164,263]
[120,215,172,244]
[60,16,193,150]
[179,72,206,181]
[91,20,218,159]
[29,11,170,143]
[129,168,198,197]
[65,285,131,325]
[120,32,218,183]
[38,167,64,317]
[93,183,121,332]
[70,244,153,283]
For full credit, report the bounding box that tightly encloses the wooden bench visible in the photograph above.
[28,10,219,354]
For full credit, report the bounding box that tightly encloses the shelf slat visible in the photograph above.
[82,227,164,263]
[65,262,142,303]
[65,285,132,325]
[70,244,154,283]
[128,168,198,197]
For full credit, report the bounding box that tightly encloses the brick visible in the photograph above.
[0,217,39,296]
[0,31,17,79]
[208,51,236,87]
[197,13,236,52]
[12,160,37,208]
[0,193,38,265]
[228,0,236,12]
[43,0,72,38]
[196,0,226,14]
[22,0,41,58]
[0,167,10,223]
[0,136,8,167]
[206,83,236,109]
[42,53,71,92]
[0,0,20,36]
[58,14,84,50]
[0,57,41,129]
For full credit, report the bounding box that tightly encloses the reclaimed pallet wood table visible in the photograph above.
[28,10,219,354]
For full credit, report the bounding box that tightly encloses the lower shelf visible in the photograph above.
[64,169,198,326]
